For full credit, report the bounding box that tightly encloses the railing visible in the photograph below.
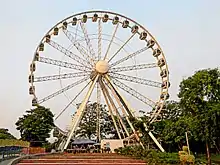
[0,146,23,162]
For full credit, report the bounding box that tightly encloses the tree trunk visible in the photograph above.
[206,140,211,165]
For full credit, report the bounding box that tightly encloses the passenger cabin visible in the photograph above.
[53,27,59,35]
[29,86,35,95]
[82,14,87,23]
[92,14,98,22]
[63,21,68,29]
[32,98,38,106]
[139,31,147,40]
[153,48,161,57]
[29,75,34,83]
[39,43,44,51]
[102,14,109,22]
[45,35,51,43]
[158,58,165,67]
[122,20,129,28]
[112,16,119,25]
[72,17,77,26]
[30,63,36,72]
[131,25,139,33]
[147,39,155,48]
[160,69,167,78]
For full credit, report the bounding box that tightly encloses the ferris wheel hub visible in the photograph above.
[95,60,109,74]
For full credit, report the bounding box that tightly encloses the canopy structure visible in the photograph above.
[72,139,96,145]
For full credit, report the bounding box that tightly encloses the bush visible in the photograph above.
[114,146,179,164]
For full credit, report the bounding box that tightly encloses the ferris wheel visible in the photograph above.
[29,10,170,152]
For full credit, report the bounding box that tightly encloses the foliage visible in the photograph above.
[114,146,179,165]
[0,139,29,147]
[0,128,16,139]
[15,105,54,146]
[75,102,117,140]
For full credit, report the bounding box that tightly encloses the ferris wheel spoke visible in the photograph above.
[63,29,95,65]
[80,22,96,60]
[108,33,136,62]
[38,57,91,72]
[96,82,101,142]
[110,63,157,72]
[38,76,89,104]
[99,80,122,139]
[110,46,149,67]
[98,18,102,60]
[46,39,92,67]
[104,22,119,60]
[109,72,162,88]
[54,81,90,120]
[34,72,89,82]
[108,77,156,108]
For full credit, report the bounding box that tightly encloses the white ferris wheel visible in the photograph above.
[29,10,170,152]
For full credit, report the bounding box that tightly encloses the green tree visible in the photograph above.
[15,105,54,146]
[75,102,117,140]
[178,68,220,164]
[0,128,16,139]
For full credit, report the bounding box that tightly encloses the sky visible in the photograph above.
[0,0,219,137]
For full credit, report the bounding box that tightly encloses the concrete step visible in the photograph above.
[20,159,144,163]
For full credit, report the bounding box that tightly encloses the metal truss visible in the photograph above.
[110,63,157,72]
[63,29,94,65]
[38,57,91,72]
[54,82,90,120]
[108,33,136,62]
[80,22,96,60]
[38,76,89,104]
[96,82,101,142]
[110,47,149,67]
[109,72,162,88]
[100,80,122,139]
[63,75,99,150]
[104,21,119,60]
[47,39,92,67]
[98,18,102,60]
[34,72,89,82]
[110,78,156,108]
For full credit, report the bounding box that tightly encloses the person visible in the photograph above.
[106,142,110,153]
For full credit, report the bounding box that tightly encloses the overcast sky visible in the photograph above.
[0,0,219,137]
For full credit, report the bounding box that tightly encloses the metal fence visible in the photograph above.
[0,146,22,162]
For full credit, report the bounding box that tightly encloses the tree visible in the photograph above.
[75,102,117,140]
[178,68,220,164]
[0,128,16,139]
[15,105,54,146]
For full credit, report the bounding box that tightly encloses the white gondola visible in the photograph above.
[30,63,36,72]
[160,69,167,78]
[82,14,87,23]
[53,27,59,35]
[112,16,119,25]
[102,14,109,22]
[139,31,147,40]
[32,98,38,106]
[147,39,155,48]
[161,81,170,89]
[29,86,35,95]
[29,75,34,83]
[160,92,170,100]
[72,17,77,26]
[158,58,165,67]
[34,53,39,61]
[92,13,98,22]
[45,35,51,43]
[122,20,129,28]
[39,43,44,51]
[131,25,138,33]
[62,21,68,29]
[153,48,161,57]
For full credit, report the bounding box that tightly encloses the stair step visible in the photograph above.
[20,159,144,163]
